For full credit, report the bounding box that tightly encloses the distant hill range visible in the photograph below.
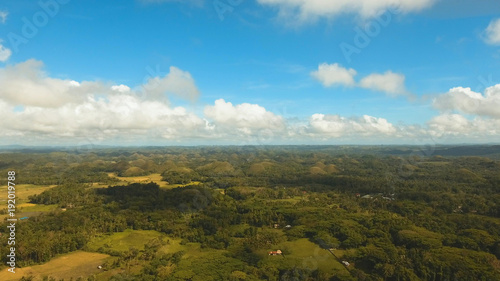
[1,144,500,158]
[383,145,500,157]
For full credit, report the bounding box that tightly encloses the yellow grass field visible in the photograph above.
[0,251,110,281]
[105,173,201,189]
[0,184,58,221]
[106,173,168,187]
[0,184,56,204]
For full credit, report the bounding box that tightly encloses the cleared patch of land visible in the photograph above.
[259,238,349,276]
[0,184,56,205]
[0,184,58,221]
[87,229,194,258]
[86,229,164,252]
[105,173,201,189]
[0,251,110,281]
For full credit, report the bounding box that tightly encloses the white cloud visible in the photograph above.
[0,59,211,143]
[428,114,500,138]
[0,11,7,24]
[141,66,200,101]
[484,18,500,45]
[2,59,500,145]
[0,60,200,108]
[111,84,131,93]
[359,71,410,97]
[257,0,436,23]
[0,43,12,62]
[433,85,500,118]
[307,113,397,138]
[0,60,285,144]
[311,63,357,87]
[310,64,411,98]
[0,94,207,141]
[0,59,111,107]
[204,99,286,137]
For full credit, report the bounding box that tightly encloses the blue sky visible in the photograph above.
[0,0,500,145]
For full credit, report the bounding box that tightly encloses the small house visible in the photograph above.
[268,250,282,256]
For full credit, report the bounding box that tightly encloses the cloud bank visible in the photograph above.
[1,60,500,145]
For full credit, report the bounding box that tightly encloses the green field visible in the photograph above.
[259,238,349,276]
[86,229,196,255]
[86,229,164,253]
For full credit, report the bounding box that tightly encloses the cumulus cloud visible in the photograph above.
[111,84,131,93]
[0,11,7,24]
[204,99,286,137]
[433,85,500,118]
[359,71,411,97]
[0,94,207,141]
[311,63,357,87]
[311,64,411,98]
[142,66,200,102]
[0,59,209,143]
[484,18,500,45]
[257,0,436,23]
[428,114,500,138]
[307,113,397,138]
[0,43,12,62]
[0,59,111,107]
[0,60,200,108]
